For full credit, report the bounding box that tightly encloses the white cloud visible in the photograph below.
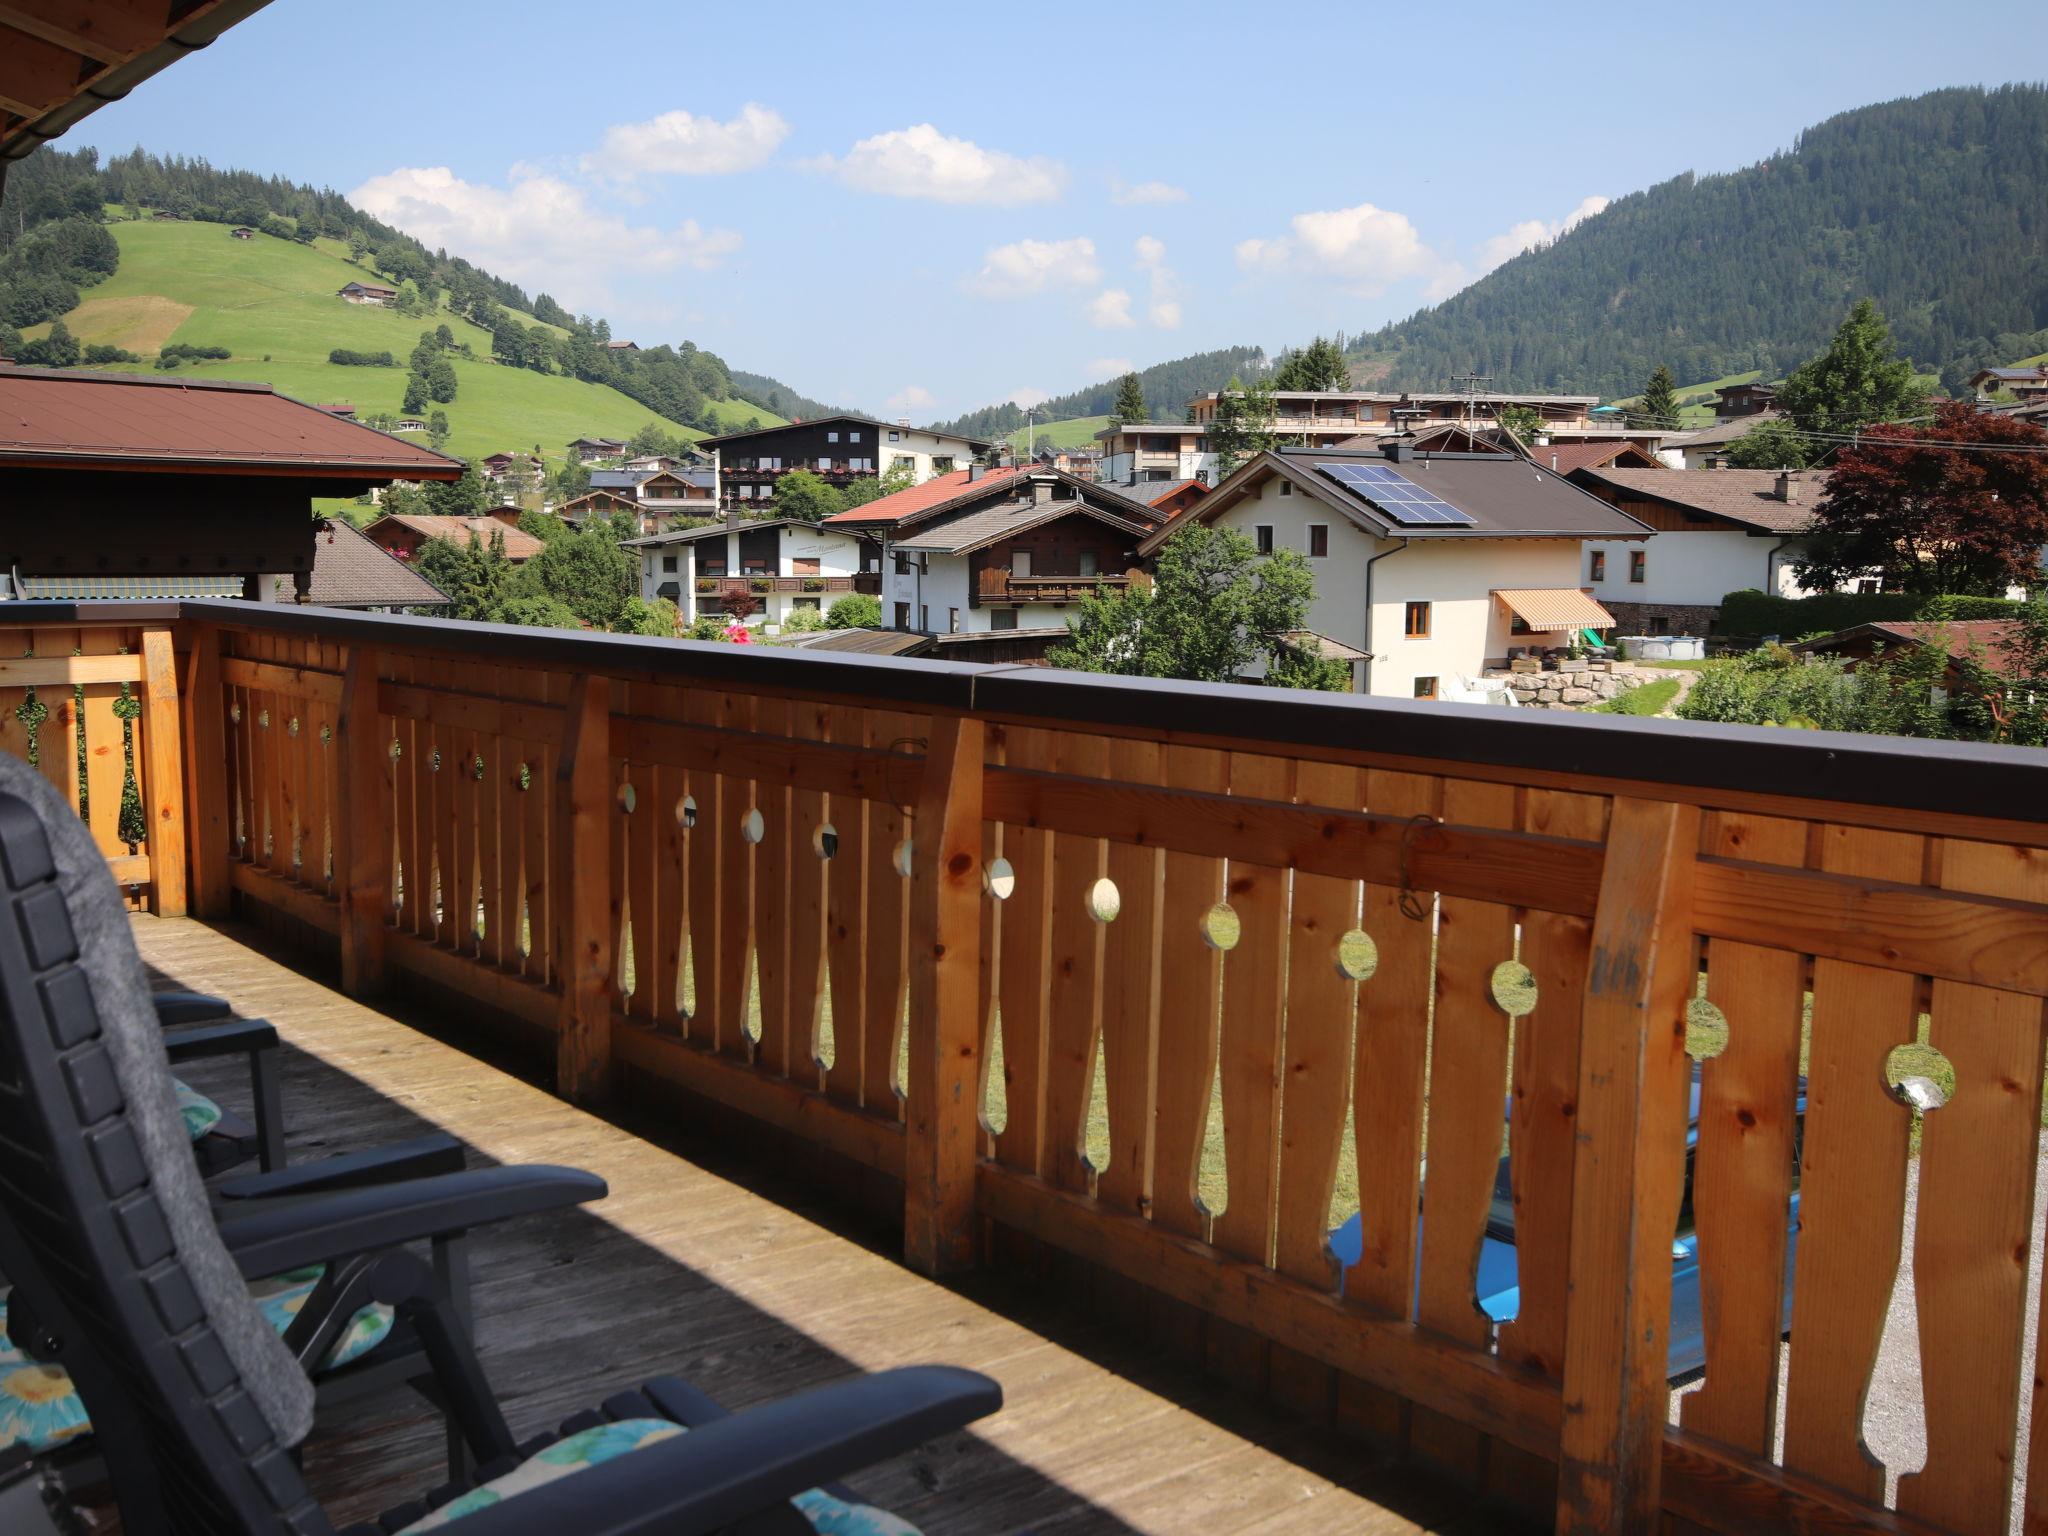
[1473,194,1609,273]
[1008,387,1050,409]
[583,103,790,178]
[1131,235,1184,329]
[349,166,741,309]
[886,384,937,413]
[1235,201,1447,297]
[1086,356,1135,377]
[965,237,1100,297]
[813,124,1064,205]
[1110,177,1189,206]
[1088,288,1136,329]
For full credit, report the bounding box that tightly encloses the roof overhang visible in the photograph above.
[2,0,278,164]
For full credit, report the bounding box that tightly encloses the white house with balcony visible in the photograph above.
[825,464,1163,636]
[622,519,875,628]
[1142,442,1653,697]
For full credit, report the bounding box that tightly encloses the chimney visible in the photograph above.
[1776,471,1799,503]
[968,463,985,483]
[1706,454,1729,471]
[897,418,911,428]
[1032,478,1053,504]
[1383,438,1416,464]
[1549,453,1559,472]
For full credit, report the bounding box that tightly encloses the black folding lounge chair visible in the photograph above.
[0,764,1000,1533]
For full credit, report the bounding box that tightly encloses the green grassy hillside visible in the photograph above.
[1006,414,1108,454]
[27,221,775,463]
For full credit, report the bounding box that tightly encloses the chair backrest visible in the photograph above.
[0,761,326,1536]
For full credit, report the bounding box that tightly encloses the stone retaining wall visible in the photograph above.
[1485,659,1662,710]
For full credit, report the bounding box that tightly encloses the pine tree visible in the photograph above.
[1112,372,1146,426]
[1271,336,1352,391]
[1634,365,1681,430]
[1779,299,1922,438]
[1208,376,1278,480]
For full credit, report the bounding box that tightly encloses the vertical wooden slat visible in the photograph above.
[452,725,480,950]
[480,704,510,969]
[1096,736,1163,1216]
[1273,760,1365,1289]
[45,627,82,820]
[138,628,186,917]
[1498,781,1606,1385]
[1345,768,1439,1315]
[554,674,614,1102]
[1557,796,1699,1536]
[1895,980,2045,1532]
[1781,826,1923,1502]
[1419,779,1518,1344]
[1150,743,1229,1240]
[79,628,125,858]
[524,734,553,983]
[718,689,757,1060]
[685,687,723,1039]
[432,713,457,939]
[1682,939,1803,1453]
[1042,730,1110,1194]
[862,708,913,1110]
[181,624,230,916]
[753,697,794,1073]
[650,753,686,1026]
[823,703,867,1098]
[786,699,829,1077]
[903,714,986,1277]
[335,647,388,996]
[992,725,1054,1175]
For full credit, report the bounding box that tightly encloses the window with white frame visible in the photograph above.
[827,431,840,443]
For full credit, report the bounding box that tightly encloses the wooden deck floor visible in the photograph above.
[140,915,1527,1536]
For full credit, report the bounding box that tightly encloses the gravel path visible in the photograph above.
[1669,1150,2046,1530]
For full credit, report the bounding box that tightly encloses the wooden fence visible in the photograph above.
[16,601,2048,1536]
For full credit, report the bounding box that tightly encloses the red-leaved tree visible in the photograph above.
[1798,400,2048,596]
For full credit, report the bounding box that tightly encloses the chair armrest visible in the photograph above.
[154,991,234,1028]
[161,1017,278,1061]
[214,1132,466,1201]
[217,1165,607,1278]
[442,1366,1001,1536]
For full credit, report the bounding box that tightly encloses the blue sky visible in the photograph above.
[78,2,2046,420]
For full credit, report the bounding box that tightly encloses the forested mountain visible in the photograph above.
[1356,85,2048,398]
[931,344,1267,440]
[728,370,870,423]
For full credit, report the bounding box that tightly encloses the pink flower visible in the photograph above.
[726,622,751,645]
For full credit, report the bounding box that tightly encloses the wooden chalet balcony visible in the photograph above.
[975,568,1131,606]
[698,573,882,596]
[16,598,2048,1536]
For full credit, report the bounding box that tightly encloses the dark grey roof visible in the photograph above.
[893,494,1151,555]
[307,520,451,608]
[1142,448,1651,553]
[784,628,932,656]
[1576,466,1826,534]
[589,468,656,491]
[1096,477,1204,511]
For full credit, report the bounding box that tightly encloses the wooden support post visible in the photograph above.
[1557,796,1699,1536]
[138,628,187,917]
[335,646,390,995]
[180,624,231,917]
[903,714,986,1277]
[554,674,614,1103]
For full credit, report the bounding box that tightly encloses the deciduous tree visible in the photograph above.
[769,468,845,523]
[1797,400,2048,595]
[1721,416,1813,469]
[1207,375,1278,480]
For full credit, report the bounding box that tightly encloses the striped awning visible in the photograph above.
[14,573,247,600]
[1492,588,1615,631]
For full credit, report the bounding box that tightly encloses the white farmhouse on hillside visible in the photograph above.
[622,518,874,628]
[1142,442,1653,698]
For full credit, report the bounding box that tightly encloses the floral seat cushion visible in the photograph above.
[400,1417,921,1535]
[174,1076,224,1141]
[0,1271,394,1454]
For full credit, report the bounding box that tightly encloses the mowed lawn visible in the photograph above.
[28,221,774,463]
[1006,414,1109,455]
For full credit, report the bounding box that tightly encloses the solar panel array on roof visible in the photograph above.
[1315,461,1476,525]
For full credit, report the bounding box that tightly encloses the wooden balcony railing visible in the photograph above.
[975,569,1131,605]
[697,574,881,596]
[11,598,2048,1536]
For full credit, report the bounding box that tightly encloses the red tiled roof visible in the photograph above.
[1869,620,2029,675]
[0,367,463,481]
[1529,440,1657,475]
[366,514,546,561]
[822,465,1023,526]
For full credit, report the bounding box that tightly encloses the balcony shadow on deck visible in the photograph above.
[142,914,1531,1536]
